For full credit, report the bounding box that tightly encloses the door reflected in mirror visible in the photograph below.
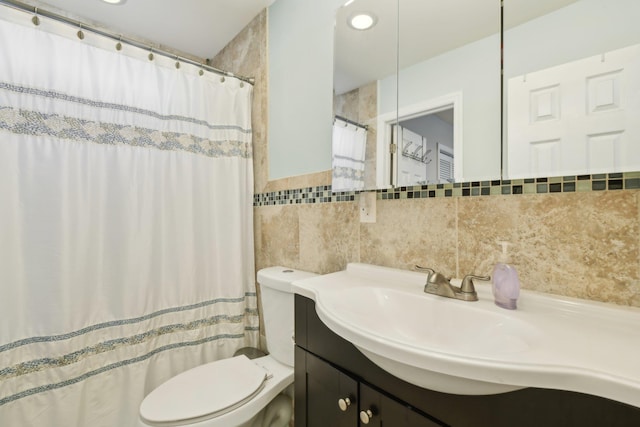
[385,91,463,186]
[396,108,455,186]
[504,0,640,179]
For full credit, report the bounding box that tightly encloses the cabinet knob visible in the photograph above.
[360,409,374,424]
[337,397,351,411]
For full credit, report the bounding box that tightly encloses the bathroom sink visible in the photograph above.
[292,263,640,408]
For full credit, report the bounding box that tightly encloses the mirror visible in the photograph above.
[333,0,501,190]
[267,0,341,182]
[333,0,398,191]
[503,0,640,179]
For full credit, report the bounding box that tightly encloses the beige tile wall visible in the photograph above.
[254,192,640,307]
[215,10,640,308]
[211,10,270,193]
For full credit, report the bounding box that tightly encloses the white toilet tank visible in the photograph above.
[257,267,316,367]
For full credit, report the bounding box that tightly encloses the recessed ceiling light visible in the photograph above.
[348,12,377,31]
[101,0,126,5]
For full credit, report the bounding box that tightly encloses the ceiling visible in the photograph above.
[334,0,579,95]
[13,0,579,93]
[19,0,276,61]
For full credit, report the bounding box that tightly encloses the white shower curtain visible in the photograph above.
[0,9,258,427]
[331,117,367,191]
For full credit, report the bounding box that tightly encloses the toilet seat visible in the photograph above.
[140,355,269,425]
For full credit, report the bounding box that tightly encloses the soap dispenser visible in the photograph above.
[492,241,520,309]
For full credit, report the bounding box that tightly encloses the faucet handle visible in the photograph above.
[461,274,491,293]
[415,265,435,282]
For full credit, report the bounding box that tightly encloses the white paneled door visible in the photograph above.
[506,43,640,179]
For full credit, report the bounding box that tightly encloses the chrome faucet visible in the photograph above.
[416,266,489,302]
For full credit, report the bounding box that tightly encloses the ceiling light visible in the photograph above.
[101,0,126,5]
[348,12,377,31]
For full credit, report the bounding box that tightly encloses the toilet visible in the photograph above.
[138,267,316,427]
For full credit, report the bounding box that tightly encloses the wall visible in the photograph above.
[218,7,640,308]
[211,10,269,193]
[401,114,453,151]
[267,0,344,180]
[256,188,640,307]
[213,6,333,195]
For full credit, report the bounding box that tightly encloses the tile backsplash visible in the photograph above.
[254,183,640,307]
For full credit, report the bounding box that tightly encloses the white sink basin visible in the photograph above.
[292,263,640,407]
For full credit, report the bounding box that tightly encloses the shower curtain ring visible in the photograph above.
[175,56,180,69]
[77,24,85,40]
[32,7,40,26]
[148,48,154,61]
[116,36,123,51]
[199,65,204,76]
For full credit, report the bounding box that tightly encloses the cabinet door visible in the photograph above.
[306,352,358,427]
[359,383,442,427]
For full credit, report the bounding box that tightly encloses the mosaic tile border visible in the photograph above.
[253,172,640,206]
[253,186,356,206]
[379,172,640,200]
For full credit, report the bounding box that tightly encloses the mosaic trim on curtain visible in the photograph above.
[0,106,252,158]
[0,293,259,406]
[0,82,252,135]
[332,165,365,182]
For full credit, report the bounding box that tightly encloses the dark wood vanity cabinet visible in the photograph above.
[359,382,441,427]
[303,349,357,427]
[294,295,640,427]
[298,347,441,427]
[295,294,447,426]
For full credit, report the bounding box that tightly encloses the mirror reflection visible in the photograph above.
[389,92,464,186]
[395,107,455,185]
[331,115,368,191]
[333,0,501,191]
[333,0,397,191]
[503,0,640,179]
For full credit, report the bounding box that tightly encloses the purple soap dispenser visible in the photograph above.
[492,241,520,310]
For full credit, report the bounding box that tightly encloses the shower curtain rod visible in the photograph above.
[335,115,368,131]
[0,0,255,85]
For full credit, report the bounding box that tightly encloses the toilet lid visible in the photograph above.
[140,355,268,424]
